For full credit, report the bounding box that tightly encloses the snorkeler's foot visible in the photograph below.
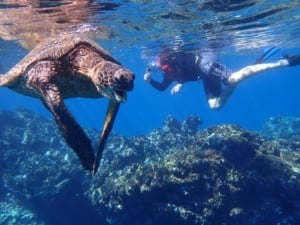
[283,55,300,66]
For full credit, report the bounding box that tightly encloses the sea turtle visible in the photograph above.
[0,34,135,174]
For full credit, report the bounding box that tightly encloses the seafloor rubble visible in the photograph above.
[0,108,300,225]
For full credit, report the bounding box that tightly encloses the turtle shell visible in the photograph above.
[1,34,120,86]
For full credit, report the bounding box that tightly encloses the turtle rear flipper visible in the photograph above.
[40,83,95,171]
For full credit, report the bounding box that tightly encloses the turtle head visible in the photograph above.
[97,62,135,103]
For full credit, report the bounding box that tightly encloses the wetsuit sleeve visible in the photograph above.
[146,59,173,91]
[149,77,173,91]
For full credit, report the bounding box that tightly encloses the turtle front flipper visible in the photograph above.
[93,101,120,175]
[40,83,95,171]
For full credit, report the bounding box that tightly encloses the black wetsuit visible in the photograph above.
[147,51,232,100]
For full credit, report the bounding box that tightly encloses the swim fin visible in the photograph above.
[283,55,300,66]
[253,46,279,64]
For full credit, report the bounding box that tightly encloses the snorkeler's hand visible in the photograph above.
[144,72,151,83]
[171,83,182,95]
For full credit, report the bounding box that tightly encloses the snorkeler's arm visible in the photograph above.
[144,60,173,91]
[149,77,173,91]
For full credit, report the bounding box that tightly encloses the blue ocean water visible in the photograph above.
[1,43,300,136]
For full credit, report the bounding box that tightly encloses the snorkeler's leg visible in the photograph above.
[208,84,237,110]
[202,74,225,109]
[206,83,237,110]
[227,59,290,84]
[202,61,234,109]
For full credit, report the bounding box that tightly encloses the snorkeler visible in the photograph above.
[144,47,300,109]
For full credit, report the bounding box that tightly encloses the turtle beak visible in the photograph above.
[114,89,127,103]
[93,101,120,175]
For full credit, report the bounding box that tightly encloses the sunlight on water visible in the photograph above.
[96,0,300,57]
[0,0,299,56]
[0,0,111,50]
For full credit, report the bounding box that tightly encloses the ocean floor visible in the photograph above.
[1,108,300,225]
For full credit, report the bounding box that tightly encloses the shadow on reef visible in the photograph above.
[1,108,300,225]
[0,108,106,225]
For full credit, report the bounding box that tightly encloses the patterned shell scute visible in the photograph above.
[7,34,120,81]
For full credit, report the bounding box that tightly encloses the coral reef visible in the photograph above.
[260,115,300,140]
[0,194,45,225]
[1,109,300,225]
[88,123,300,225]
